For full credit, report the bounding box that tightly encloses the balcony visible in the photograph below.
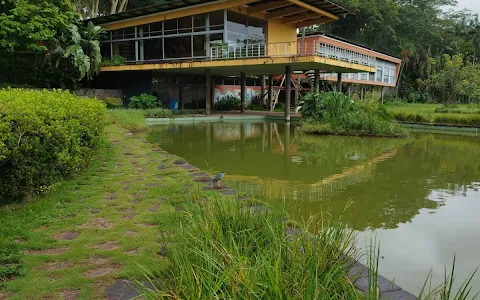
[209,41,376,68]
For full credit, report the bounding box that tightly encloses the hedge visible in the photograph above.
[0,89,107,202]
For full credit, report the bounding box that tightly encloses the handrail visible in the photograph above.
[209,41,376,67]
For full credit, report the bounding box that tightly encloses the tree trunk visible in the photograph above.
[110,0,119,14]
[118,0,128,12]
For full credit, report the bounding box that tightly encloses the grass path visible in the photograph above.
[0,125,213,299]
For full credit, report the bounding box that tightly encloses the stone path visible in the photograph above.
[0,125,230,300]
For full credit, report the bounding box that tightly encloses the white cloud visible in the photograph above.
[455,0,480,14]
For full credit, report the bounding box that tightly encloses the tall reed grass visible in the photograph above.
[108,109,148,131]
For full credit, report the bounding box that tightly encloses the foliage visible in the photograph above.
[101,55,126,66]
[434,103,480,114]
[128,93,159,109]
[214,95,242,111]
[0,88,107,202]
[156,196,361,299]
[103,97,123,109]
[0,0,77,52]
[142,108,173,118]
[52,21,105,81]
[299,92,408,137]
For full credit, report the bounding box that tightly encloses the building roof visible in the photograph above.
[88,0,350,26]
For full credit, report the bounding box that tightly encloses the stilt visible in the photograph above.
[285,65,292,121]
[338,73,343,93]
[241,72,246,113]
[314,69,320,92]
[206,69,211,115]
[268,74,273,111]
[260,75,266,105]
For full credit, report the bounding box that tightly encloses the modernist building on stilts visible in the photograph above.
[90,0,402,120]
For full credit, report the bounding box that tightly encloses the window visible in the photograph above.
[248,16,265,43]
[150,22,162,36]
[100,42,111,58]
[164,19,177,35]
[389,68,395,84]
[361,73,367,81]
[112,41,135,61]
[376,66,383,82]
[164,36,191,58]
[193,14,207,32]
[227,11,247,35]
[144,39,163,60]
[193,35,206,57]
[210,10,224,30]
[178,17,192,33]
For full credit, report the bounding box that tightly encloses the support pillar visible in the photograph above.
[338,73,343,93]
[240,72,246,113]
[268,74,273,111]
[206,70,211,115]
[260,75,266,105]
[139,27,144,61]
[285,65,292,121]
[314,69,320,92]
[361,85,364,100]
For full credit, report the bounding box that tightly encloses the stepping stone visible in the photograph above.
[134,178,144,181]
[103,193,118,201]
[149,204,160,212]
[105,280,155,300]
[130,160,139,165]
[41,261,70,271]
[118,207,135,213]
[82,267,118,278]
[157,165,168,170]
[55,231,80,241]
[89,257,111,266]
[81,218,113,229]
[14,237,27,244]
[90,209,101,214]
[129,200,142,204]
[94,242,120,250]
[131,194,144,199]
[125,231,137,236]
[125,249,138,255]
[122,186,130,191]
[173,159,187,165]
[160,197,168,201]
[25,247,68,255]
[106,203,119,207]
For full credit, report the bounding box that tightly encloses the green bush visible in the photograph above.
[0,88,107,202]
[128,93,160,109]
[299,92,408,137]
[102,97,123,109]
[214,95,241,111]
[101,55,126,66]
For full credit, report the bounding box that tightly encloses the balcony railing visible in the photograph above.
[210,41,376,67]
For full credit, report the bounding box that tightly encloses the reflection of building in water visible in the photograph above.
[227,149,397,201]
[213,123,260,141]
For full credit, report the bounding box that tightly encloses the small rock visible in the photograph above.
[149,204,160,212]
[55,231,80,241]
[125,231,137,237]
[61,290,79,300]
[93,241,120,250]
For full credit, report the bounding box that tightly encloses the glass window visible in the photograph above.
[123,27,135,39]
[227,11,247,35]
[369,73,375,81]
[164,19,177,35]
[376,67,382,82]
[227,32,247,44]
[137,25,149,38]
[150,22,162,36]
[193,35,206,57]
[210,10,224,30]
[178,16,192,33]
[248,16,265,40]
[100,42,111,58]
[144,38,163,60]
[209,33,223,44]
[164,36,191,58]
[111,29,123,40]
[193,14,207,32]
[112,41,135,61]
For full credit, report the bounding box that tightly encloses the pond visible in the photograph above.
[147,120,480,294]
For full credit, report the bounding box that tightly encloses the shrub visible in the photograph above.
[299,92,408,137]
[108,109,147,131]
[0,88,107,202]
[214,95,241,111]
[128,93,160,109]
[102,97,123,109]
[142,108,173,118]
[101,55,126,66]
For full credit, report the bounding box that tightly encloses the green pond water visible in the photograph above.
[147,121,480,294]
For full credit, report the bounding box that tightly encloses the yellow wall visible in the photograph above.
[267,18,298,55]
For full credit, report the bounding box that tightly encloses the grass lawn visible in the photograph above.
[0,124,216,299]
[385,103,480,126]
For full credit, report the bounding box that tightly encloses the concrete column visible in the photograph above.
[285,65,292,121]
[361,86,364,100]
[268,74,273,111]
[338,73,343,92]
[314,69,320,92]
[139,27,144,61]
[206,70,212,115]
[260,75,266,105]
[240,72,246,113]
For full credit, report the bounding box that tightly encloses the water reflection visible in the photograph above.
[148,122,480,230]
[147,121,480,293]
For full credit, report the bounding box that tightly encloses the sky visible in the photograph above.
[456,0,480,14]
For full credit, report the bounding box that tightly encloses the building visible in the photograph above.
[90,0,399,119]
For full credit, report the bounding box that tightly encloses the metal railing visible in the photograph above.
[210,41,376,67]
